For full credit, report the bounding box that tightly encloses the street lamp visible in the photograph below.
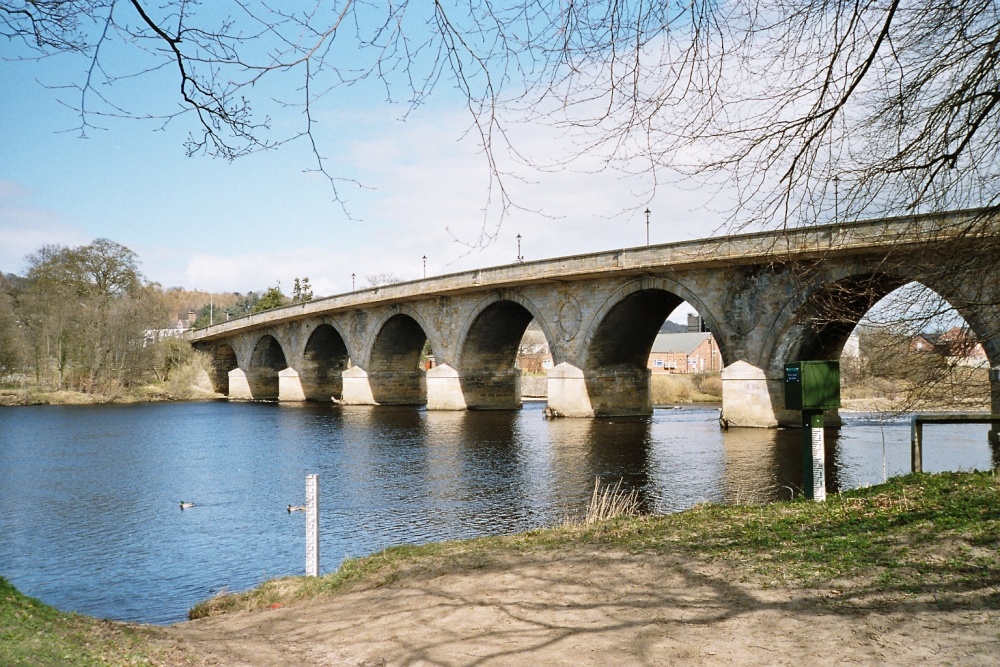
[422,255,427,278]
[833,175,840,221]
[645,208,651,246]
[351,272,356,291]
[516,234,523,263]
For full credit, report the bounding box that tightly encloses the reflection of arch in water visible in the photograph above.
[447,410,536,516]
[718,428,811,503]
[336,405,430,511]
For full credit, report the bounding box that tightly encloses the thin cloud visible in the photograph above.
[0,180,90,273]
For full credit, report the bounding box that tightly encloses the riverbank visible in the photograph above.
[4,471,998,665]
[0,385,222,407]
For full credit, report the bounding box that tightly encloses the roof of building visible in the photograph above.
[650,332,712,355]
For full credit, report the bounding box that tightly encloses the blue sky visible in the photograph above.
[0,10,724,305]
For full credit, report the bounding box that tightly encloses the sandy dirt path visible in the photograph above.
[152,547,999,666]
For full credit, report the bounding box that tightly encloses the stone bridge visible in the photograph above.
[187,209,1000,427]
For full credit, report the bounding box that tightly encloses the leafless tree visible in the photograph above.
[6,1,997,229]
[365,272,401,288]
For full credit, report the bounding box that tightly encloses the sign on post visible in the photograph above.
[305,474,319,577]
[785,361,840,502]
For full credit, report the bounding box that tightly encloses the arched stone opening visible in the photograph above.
[782,273,908,364]
[459,300,536,409]
[369,314,428,405]
[767,275,994,426]
[208,344,238,395]
[247,334,287,400]
[583,289,686,416]
[301,324,349,401]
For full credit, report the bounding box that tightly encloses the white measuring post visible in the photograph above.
[305,474,319,577]
[808,414,827,502]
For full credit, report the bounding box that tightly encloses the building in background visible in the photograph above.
[647,332,722,374]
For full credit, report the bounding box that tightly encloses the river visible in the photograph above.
[0,400,995,624]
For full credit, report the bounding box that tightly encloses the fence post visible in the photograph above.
[305,474,319,577]
[910,418,923,474]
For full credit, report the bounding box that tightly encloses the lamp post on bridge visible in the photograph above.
[516,234,523,263]
[833,175,840,222]
[422,255,427,278]
[645,208,651,246]
[351,273,355,291]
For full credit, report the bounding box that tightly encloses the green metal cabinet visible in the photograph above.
[784,360,840,411]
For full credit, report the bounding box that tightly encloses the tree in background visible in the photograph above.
[292,278,313,304]
[229,292,260,318]
[365,273,401,288]
[0,289,27,382]
[4,239,171,394]
[252,285,287,313]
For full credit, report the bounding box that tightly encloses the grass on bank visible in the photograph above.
[0,578,174,667]
[191,470,1000,619]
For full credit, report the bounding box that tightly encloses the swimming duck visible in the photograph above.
[180,501,195,510]
[287,504,306,513]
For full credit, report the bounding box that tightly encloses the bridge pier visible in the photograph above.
[278,368,307,401]
[227,368,254,400]
[720,361,841,428]
[426,364,467,410]
[545,363,653,417]
[341,366,376,405]
[720,361,779,428]
[371,371,426,405]
[545,363,593,417]
[245,369,280,400]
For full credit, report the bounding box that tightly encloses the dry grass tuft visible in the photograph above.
[585,477,641,524]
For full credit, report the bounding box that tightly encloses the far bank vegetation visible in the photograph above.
[0,240,303,406]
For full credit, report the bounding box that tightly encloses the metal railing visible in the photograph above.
[910,413,1000,473]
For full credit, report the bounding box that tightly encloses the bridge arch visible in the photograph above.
[754,268,999,427]
[583,277,728,364]
[207,343,238,395]
[766,271,909,372]
[299,319,351,401]
[578,277,724,416]
[457,291,554,409]
[367,310,432,405]
[246,333,288,400]
[765,264,1000,373]
[360,305,440,368]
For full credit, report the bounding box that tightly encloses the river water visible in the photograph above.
[0,400,995,624]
